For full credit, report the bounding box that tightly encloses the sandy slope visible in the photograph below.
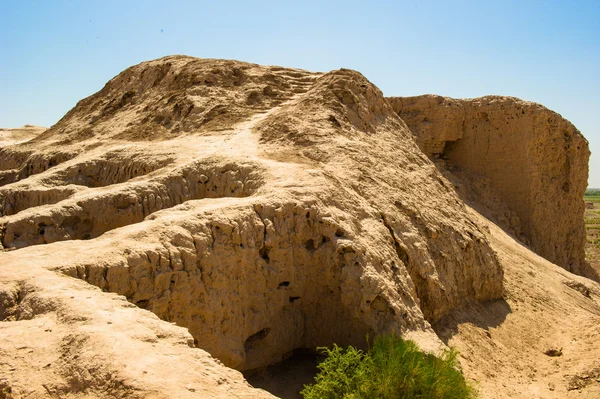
[435,208,600,398]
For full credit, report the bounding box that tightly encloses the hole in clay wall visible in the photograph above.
[244,328,271,352]
[259,246,271,263]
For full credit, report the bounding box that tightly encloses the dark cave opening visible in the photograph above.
[244,348,319,399]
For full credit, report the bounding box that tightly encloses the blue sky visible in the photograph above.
[2,0,599,186]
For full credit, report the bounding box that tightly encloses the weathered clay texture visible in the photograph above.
[388,95,594,280]
[0,56,504,396]
[1,56,597,399]
[0,262,276,399]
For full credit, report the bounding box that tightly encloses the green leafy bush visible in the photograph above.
[301,334,476,399]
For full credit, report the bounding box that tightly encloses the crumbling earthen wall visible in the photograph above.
[1,58,504,389]
[388,95,593,279]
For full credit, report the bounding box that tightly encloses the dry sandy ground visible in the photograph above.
[2,203,598,399]
[435,208,600,398]
[0,125,46,146]
[0,254,275,398]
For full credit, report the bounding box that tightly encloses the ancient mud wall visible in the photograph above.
[388,95,593,279]
[0,158,262,248]
[1,57,504,381]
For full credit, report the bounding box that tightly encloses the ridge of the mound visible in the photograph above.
[34,55,322,144]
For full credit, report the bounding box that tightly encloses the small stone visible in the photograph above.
[544,347,562,357]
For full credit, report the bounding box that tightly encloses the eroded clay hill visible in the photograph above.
[1,56,597,399]
[388,95,594,280]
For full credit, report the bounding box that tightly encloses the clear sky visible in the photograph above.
[2,0,599,187]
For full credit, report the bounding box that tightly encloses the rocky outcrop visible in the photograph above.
[2,55,597,398]
[0,56,504,397]
[388,95,594,280]
[0,261,276,399]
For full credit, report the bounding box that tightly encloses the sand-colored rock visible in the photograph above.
[0,259,275,399]
[0,57,503,396]
[388,95,594,280]
[0,56,597,398]
[1,57,502,368]
[0,125,47,187]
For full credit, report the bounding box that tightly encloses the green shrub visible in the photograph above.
[301,334,476,399]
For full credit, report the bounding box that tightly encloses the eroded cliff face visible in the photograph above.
[0,56,503,396]
[388,95,594,280]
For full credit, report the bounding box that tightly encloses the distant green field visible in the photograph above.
[585,188,600,197]
[585,191,600,267]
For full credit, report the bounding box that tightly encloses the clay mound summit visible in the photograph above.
[0,56,596,398]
